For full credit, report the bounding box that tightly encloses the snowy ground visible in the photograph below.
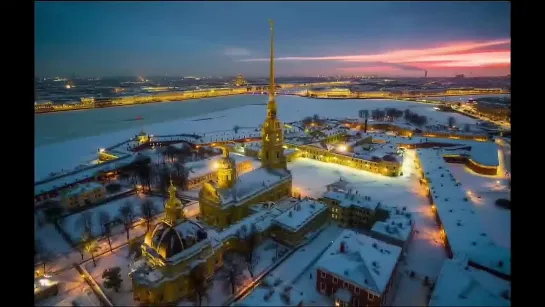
[35,222,73,257]
[84,244,134,306]
[446,163,510,249]
[36,211,166,274]
[268,225,344,306]
[36,267,94,306]
[35,95,485,179]
[61,194,164,241]
[288,153,447,306]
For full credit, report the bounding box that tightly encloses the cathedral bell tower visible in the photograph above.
[216,146,237,189]
[164,178,184,225]
[260,19,287,170]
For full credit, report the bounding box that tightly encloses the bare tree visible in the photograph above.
[98,211,113,252]
[81,231,98,267]
[173,162,189,191]
[140,199,157,231]
[136,163,152,193]
[190,263,209,306]
[119,202,134,241]
[448,116,456,128]
[157,170,171,200]
[404,109,412,121]
[238,224,260,277]
[220,255,245,295]
[78,211,94,236]
[35,240,53,275]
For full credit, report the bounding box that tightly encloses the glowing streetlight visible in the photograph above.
[337,145,347,152]
[99,148,105,153]
[213,162,219,169]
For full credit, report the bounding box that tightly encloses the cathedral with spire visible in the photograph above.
[129,21,294,305]
[198,19,292,229]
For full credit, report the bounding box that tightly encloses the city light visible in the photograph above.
[99,148,105,153]
[337,145,347,152]
[213,162,219,169]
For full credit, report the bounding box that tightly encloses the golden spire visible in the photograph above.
[267,19,277,119]
[168,175,177,200]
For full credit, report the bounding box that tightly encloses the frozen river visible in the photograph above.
[34,94,509,147]
[34,94,269,147]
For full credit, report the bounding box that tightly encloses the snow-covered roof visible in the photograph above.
[65,182,104,197]
[236,278,305,307]
[371,206,414,243]
[272,198,327,232]
[209,207,282,241]
[322,190,379,211]
[186,153,255,179]
[417,148,510,276]
[429,258,510,306]
[317,229,402,294]
[34,155,136,196]
[351,143,402,164]
[213,167,292,207]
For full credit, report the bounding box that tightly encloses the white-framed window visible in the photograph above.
[320,282,326,292]
[333,277,338,284]
[368,292,374,300]
[355,287,360,294]
[343,282,348,288]
[353,298,359,306]
[321,271,326,278]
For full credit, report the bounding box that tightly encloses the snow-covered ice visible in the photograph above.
[35,95,484,180]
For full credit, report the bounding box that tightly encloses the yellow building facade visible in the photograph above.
[61,182,105,208]
[320,190,389,229]
[286,142,402,177]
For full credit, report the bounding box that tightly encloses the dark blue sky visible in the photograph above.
[35,1,510,77]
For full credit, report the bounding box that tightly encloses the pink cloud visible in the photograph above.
[240,39,510,71]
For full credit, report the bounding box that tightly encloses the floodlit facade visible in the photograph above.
[60,182,105,208]
[320,190,390,229]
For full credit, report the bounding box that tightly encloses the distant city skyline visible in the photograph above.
[35,1,510,78]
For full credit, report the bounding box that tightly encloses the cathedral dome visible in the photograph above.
[144,220,208,259]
